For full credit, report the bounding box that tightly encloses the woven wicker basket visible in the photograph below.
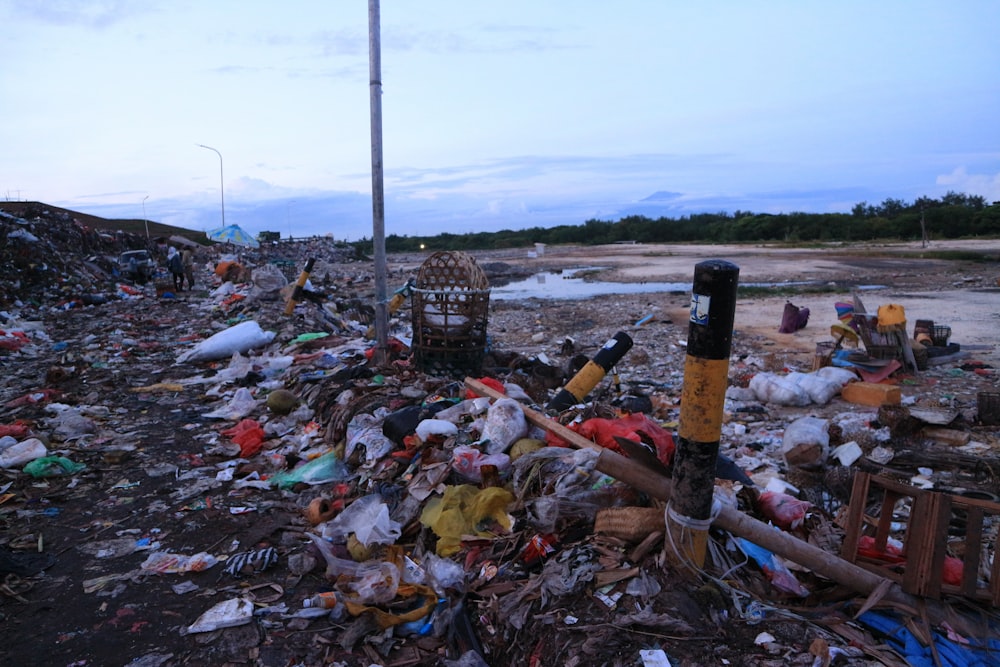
[411,251,490,377]
[594,506,664,542]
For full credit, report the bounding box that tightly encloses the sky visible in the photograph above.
[1,1,998,242]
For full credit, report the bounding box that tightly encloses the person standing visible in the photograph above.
[167,246,184,291]
[181,248,196,290]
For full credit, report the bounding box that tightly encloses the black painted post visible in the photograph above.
[666,260,739,568]
[284,257,316,315]
[547,332,633,412]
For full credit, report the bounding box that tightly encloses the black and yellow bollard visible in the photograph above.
[547,331,633,412]
[366,278,414,339]
[666,260,739,570]
[284,258,315,316]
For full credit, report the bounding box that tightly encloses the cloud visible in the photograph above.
[641,191,683,202]
[936,167,1000,203]
[9,0,151,28]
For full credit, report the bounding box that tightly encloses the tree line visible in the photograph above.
[360,191,1000,253]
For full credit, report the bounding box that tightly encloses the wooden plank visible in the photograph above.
[960,505,984,598]
[875,489,902,553]
[463,378,959,619]
[840,472,871,563]
[464,376,606,454]
[905,492,947,599]
[992,520,1000,607]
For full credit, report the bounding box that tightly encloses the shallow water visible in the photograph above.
[490,269,689,301]
[489,268,857,301]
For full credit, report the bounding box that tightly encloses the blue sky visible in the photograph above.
[1,1,998,241]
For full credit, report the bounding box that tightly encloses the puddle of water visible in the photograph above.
[491,269,688,300]
[490,269,889,301]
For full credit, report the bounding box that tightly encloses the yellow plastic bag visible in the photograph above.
[420,485,514,556]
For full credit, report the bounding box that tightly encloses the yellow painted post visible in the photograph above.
[284,258,315,316]
[547,332,633,412]
[666,260,739,570]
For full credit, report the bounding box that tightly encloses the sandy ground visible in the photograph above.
[460,239,1000,366]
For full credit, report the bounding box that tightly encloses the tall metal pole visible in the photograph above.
[368,0,389,365]
[196,144,226,228]
[141,195,150,241]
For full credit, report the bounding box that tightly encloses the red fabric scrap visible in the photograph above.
[546,412,675,466]
[222,419,265,458]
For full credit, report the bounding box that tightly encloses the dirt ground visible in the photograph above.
[437,239,1000,366]
[1,235,999,667]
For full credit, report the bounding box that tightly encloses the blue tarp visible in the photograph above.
[858,610,1000,667]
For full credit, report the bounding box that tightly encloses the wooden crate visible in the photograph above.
[841,472,1000,605]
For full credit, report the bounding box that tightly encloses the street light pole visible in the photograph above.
[142,195,150,241]
[196,144,225,228]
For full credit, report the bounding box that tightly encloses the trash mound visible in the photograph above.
[1,213,999,666]
[0,203,148,309]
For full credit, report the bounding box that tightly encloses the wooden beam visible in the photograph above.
[463,376,928,613]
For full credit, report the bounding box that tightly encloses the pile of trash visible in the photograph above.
[1,209,999,666]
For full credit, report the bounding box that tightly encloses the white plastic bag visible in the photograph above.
[479,398,528,455]
[748,373,812,406]
[345,410,395,468]
[203,387,259,420]
[176,321,276,364]
[452,444,511,482]
[786,372,842,406]
[815,366,858,387]
[250,263,288,293]
[321,494,402,547]
[781,416,829,469]
[141,551,220,574]
[0,438,48,468]
[415,419,459,440]
[183,597,254,634]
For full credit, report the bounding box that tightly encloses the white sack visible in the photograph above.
[815,366,858,387]
[748,373,812,406]
[176,321,276,364]
[786,372,842,406]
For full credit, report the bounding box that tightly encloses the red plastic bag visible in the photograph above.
[465,376,505,399]
[0,330,30,351]
[4,389,60,408]
[0,423,29,438]
[858,536,963,586]
[757,491,812,530]
[548,412,675,466]
[222,419,265,458]
[363,337,407,360]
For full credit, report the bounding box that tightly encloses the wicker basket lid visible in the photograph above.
[416,251,489,291]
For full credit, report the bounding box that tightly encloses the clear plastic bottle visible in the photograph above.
[303,592,338,609]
